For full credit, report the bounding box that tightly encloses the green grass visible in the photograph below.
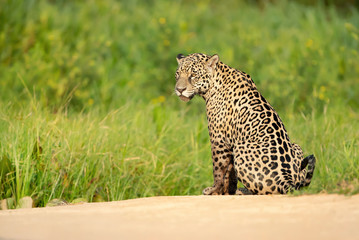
[0,0,358,207]
[0,101,213,206]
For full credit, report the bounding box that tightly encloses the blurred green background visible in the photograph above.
[1,0,358,111]
[0,0,358,207]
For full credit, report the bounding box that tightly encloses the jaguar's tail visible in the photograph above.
[299,154,316,188]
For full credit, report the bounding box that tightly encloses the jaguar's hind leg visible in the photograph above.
[224,157,237,195]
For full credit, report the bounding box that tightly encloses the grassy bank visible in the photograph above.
[0,0,358,207]
[1,101,358,207]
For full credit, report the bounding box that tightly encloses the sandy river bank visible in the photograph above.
[1,194,358,240]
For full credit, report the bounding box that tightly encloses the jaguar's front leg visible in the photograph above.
[203,140,235,195]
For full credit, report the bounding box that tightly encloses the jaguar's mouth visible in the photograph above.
[179,95,191,102]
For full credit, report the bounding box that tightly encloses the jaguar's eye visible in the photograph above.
[189,74,195,83]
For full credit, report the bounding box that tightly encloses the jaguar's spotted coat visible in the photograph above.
[175,53,315,195]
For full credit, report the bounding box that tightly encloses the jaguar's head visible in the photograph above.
[175,53,219,102]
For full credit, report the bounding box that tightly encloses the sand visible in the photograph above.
[1,194,359,240]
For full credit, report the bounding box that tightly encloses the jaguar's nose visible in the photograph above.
[176,87,186,94]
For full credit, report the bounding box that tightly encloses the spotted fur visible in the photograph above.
[175,53,316,195]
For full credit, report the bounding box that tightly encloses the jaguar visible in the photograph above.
[174,53,316,195]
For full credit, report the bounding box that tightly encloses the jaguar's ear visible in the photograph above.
[207,54,219,71]
[176,54,185,64]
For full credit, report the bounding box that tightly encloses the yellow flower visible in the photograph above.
[157,95,165,103]
[306,39,313,48]
[151,95,166,104]
[163,39,170,46]
[105,40,112,47]
[318,86,327,101]
[88,98,94,106]
[159,17,166,25]
[318,93,325,100]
